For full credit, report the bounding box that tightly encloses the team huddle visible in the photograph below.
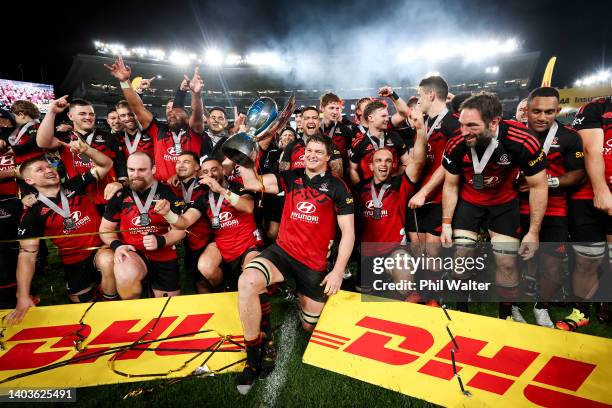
[0,54,610,393]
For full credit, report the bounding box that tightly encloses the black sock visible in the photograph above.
[499,302,513,319]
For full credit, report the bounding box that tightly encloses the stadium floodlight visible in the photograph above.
[205,48,224,66]
[574,70,611,87]
[485,66,499,74]
[246,52,282,66]
[425,71,440,77]
[397,37,518,64]
[169,50,190,66]
[148,48,166,60]
[225,54,242,65]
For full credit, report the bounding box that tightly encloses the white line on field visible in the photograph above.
[259,307,298,408]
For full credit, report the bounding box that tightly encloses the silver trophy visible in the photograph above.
[222,95,296,167]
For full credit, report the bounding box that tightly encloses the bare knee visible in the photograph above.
[238,268,266,295]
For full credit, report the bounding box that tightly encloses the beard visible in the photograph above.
[129,177,149,192]
[168,118,187,132]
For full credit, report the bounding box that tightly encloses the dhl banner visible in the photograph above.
[304,291,612,407]
[0,293,245,388]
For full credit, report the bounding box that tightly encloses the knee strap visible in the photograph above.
[299,307,320,325]
[245,260,271,287]
[453,235,477,248]
[573,242,605,259]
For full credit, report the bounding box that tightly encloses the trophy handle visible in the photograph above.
[254,95,296,142]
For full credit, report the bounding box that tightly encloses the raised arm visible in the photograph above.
[187,67,205,133]
[405,110,426,183]
[379,86,411,127]
[104,55,153,129]
[36,95,69,150]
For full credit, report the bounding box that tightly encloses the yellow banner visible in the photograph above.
[304,291,612,407]
[0,293,244,388]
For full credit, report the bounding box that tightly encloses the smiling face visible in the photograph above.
[201,159,224,183]
[69,104,96,133]
[302,108,321,137]
[527,96,559,133]
[23,160,60,189]
[175,153,199,180]
[208,109,227,133]
[367,107,389,132]
[370,149,394,183]
[304,140,330,173]
[322,101,341,123]
[167,107,188,132]
[458,108,499,148]
[116,106,138,132]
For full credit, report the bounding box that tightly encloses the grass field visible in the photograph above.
[24,243,612,407]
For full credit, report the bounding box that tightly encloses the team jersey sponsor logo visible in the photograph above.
[291,201,319,223]
[497,154,511,165]
[572,116,584,126]
[528,150,545,167]
[94,136,105,143]
[65,210,91,232]
[218,211,239,228]
[164,146,182,161]
[319,183,329,192]
[0,155,14,166]
[363,200,388,218]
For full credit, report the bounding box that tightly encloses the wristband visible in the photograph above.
[110,240,124,251]
[120,81,131,89]
[163,210,179,224]
[155,235,167,249]
[442,217,452,224]
[225,190,240,206]
[547,176,560,188]
[391,91,400,101]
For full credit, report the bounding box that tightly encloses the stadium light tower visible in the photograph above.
[205,48,224,66]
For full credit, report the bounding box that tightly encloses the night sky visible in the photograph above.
[2,0,609,91]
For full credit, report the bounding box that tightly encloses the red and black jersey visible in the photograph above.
[0,150,17,196]
[357,174,415,256]
[116,129,154,159]
[8,121,45,165]
[420,113,461,203]
[170,178,211,251]
[190,180,262,262]
[321,121,352,166]
[103,182,184,262]
[275,169,354,272]
[387,119,416,150]
[349,123,368,145]
[145,119,203,182]
[443,120,546,206]
[349,130,407,181]
[571,97,612,200]
[200,132,228,163]
[57,129,127,205]
[17,172,101,264]
[280,136,342,170]
[520,122,584,216]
